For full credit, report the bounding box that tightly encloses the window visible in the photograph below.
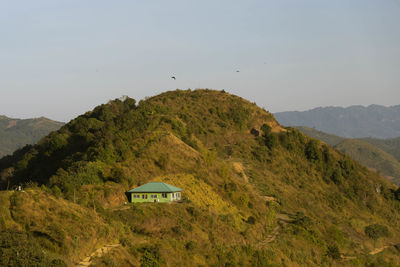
[142,194,148,199]
[151,194,157,199]
[133,194,140,199]
[162,193,167,198]
[177,192,181,199]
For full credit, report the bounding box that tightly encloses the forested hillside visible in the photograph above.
[0,90,399,266]
[296,127,400,185]
[0,116,64,157]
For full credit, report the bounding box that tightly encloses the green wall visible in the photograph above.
[130,192,181,203]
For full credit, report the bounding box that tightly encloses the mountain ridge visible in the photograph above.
[275,104,400,139]
[0,116,64,158]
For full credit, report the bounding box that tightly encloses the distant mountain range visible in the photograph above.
[275,104,400,139]
[297,126,400,185]
[0,115,64,158]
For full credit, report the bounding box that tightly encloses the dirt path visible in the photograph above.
[369,245,391,255]
[258,213,294,247]
[260,225,281,245]
[76,243,120,267]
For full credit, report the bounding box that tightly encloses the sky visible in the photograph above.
[1,0,399,122]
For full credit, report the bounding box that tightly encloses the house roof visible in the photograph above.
[127,182,183,193]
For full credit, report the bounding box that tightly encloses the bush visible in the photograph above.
[261,124,278,150]
[305,140,321,163]
[185,240,196,250]
[155,154,169,170]
[246,216,256,224]
[325,244,341,259]
[139,245,162,267]
[330,169,344,185]
[364,224,390,240]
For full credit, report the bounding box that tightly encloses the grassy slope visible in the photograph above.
[296,126,345,146]
[0,190,120,266]
[361,137,400,162]
[0,116,64,157]
[335,139,400,185]
[0,89,399,266]
[296,127,400,185]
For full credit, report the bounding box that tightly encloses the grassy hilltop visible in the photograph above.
[0,89,400,266]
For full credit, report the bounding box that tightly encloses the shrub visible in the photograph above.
[139,245,162,267]
[330,169,344,185]
[246,216,256,224]
[261,124,278,150]
[185,240,196,250]
[305,140,321,163]
[155,154,169,170]
[364,224,390,240]
[325,244,341,259]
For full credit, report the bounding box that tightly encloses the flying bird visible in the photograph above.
[171,76,176,80]
[236,70,240,73]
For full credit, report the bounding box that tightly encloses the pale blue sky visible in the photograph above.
[1,0,399,122]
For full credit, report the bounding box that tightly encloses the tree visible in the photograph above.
[261,124,278,150]
[305,140,321,163]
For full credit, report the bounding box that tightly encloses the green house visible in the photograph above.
[126,182,183,203]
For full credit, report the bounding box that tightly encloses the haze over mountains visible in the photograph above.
[0,116,64,158]
[275,104,400,139]
[0,90,399,266]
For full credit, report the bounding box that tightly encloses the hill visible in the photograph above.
[0,89,400,266]
[0,116,64,158]
[295,126,346,147]
[360,137,400,163]
[335,139,400,186]
[274,105,400,139]
[296,127,400,185]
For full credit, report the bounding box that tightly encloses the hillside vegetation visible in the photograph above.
[1,89,400,266]
[297,127,400,185]
[0,116,64,158]
[275,104,400,139]
[361,137,400,162]
[335,140,400,186]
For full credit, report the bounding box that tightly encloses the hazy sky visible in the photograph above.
[1,0,399,122]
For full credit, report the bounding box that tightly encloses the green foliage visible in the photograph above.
[325,243,341,259]
[305,140,321,163]
[246,216,256,224]
[330,169,344,185]
[185,240,196,250]
[107,165,128,184]
[364,224,390,241]
[0,90,400,266]
[292,212,313,229]
[0,231,65,267]
[155,154,169,170]
[0,116,64,158]
[261,124,278,150]
[139,245,162,267]
[229,103,250,129]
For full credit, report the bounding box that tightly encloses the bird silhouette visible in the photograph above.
[236,70,240,73]
[171,76,176,80]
